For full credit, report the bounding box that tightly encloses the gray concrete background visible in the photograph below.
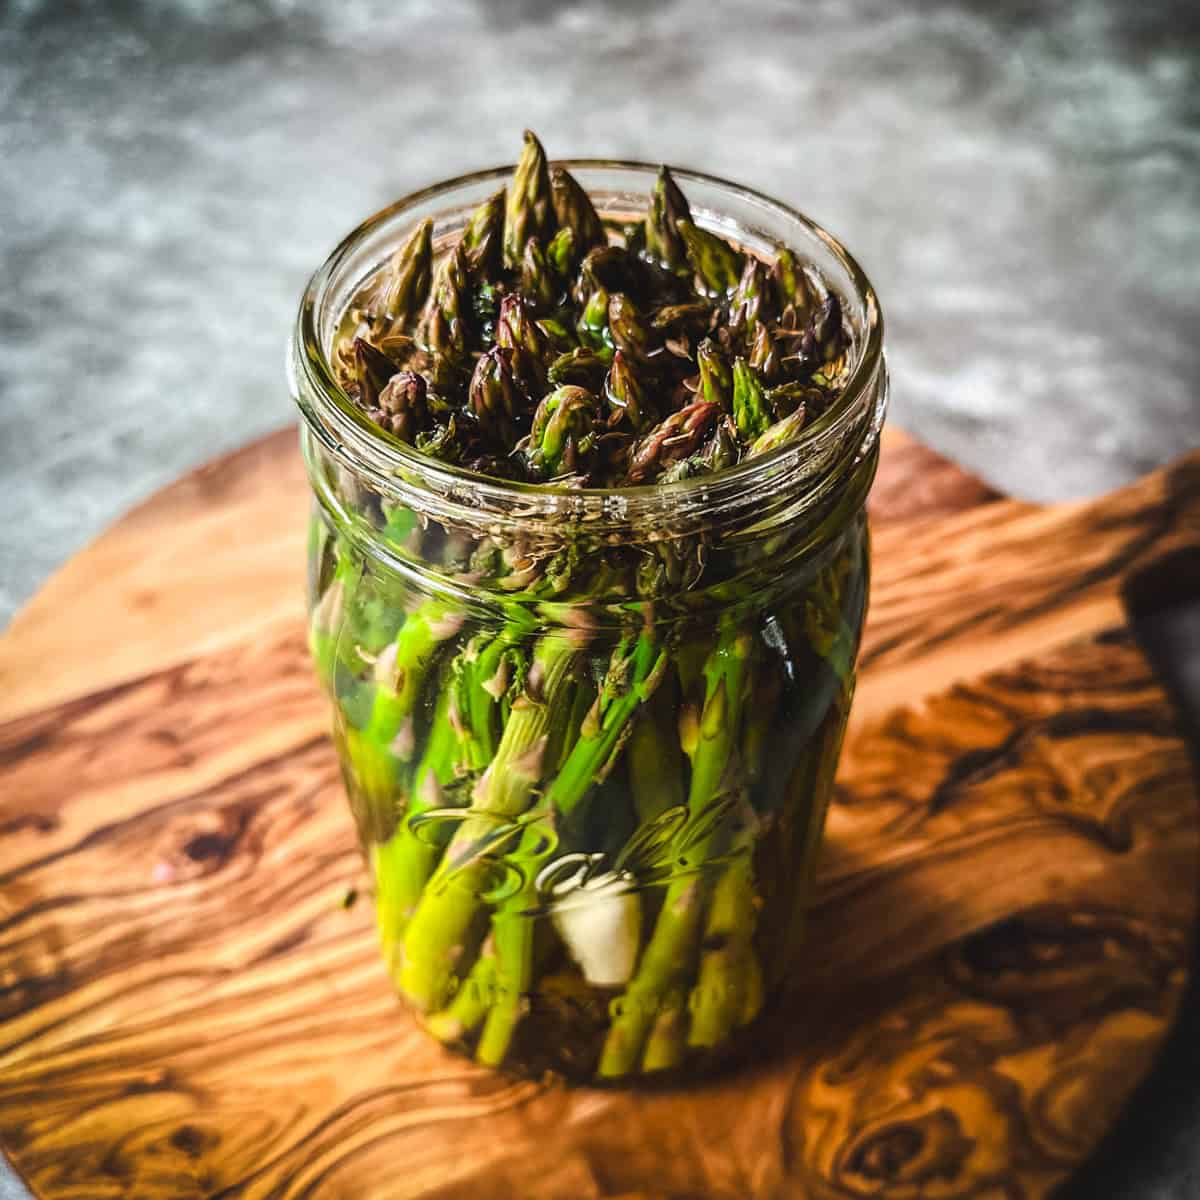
[0,1,1197,1196]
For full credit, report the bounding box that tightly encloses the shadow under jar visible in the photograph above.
[290,163,887,1083]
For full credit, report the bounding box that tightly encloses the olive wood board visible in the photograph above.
[1,426,1198,1200]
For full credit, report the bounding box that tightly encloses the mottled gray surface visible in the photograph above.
[1,1,1198,1197]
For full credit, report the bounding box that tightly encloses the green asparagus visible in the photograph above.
[309,131,870,1082]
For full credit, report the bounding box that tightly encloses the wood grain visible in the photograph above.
[1,428,1197,1200]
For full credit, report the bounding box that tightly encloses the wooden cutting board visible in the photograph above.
[1,427,1198,1200]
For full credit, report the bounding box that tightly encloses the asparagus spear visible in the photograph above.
[452,619,534,769]
[496,292,550,394]
[627,670,685,824]
[469,346,522,447]
[771,246,816,317]
[652,300,715,344]
[545,629,668,823]
[748,320,781,381]
[548,347,612,390]
[696,338,732,410]
[687,840,759,1049]
[418,240,472,389]
[641,1005,688,1074]
[473,629,668,1065]
[598,625,753,1077]
[644,165,692,270]
[608,293,654,364]
[372,678,462,970]
[728,256,777,344]
[625,400,719,484]
[747,405,808,458]
[376,216,434,335]
[551,164,606,256]
[731,357,771,441]
[521,236,559,312]
[463,188,504,280]
[658,412,740,484]
[676,219,744,295]
[350,598,465,843]
[353,337,400,408]
[475,856,540,1066]
[398,633,580,1012]
[604,349,653,432]
[546,226,577,279]
[576,244,639,303]
[577,286,611,351]
[425,932,497,1044]
[504,130,557,269]
[366,370,429,444]
[523,385,600,480]
[806,292,846,364]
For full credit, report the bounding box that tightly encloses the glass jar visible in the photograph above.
[289,163,886,1083]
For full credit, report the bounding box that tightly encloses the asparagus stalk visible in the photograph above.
[366,370,429,445]
[577,286,610,351]
[748,320,781,381]
[372,680,462,970]
[425,932,497,1044]
[546,226,578,279]
[747,405,808,458]
[496,292,550,394]
[549,347,612,390]
[729,256,777,343]
[398,633,580,1012]
[676,219,744,295]
[422,626,538,1044]
[335,594,464,845]
[627,672,685,824]
[696,338,732,410]
[641,1005,688,1074]
[772,246,814,315]
[732,357,771,441]
[598,625,753,1077]
[473,630,667,1065]
[419,240,471,388]
[608,293,654,364]
[468,346,522,447]
[547,631,668,820]
[686,842,758,1049]
[551,164,606,256]
[360,599,462,748]
[521,236,559,312]
[452,621,532,768]
[644,165,692,271]
[376,217,434,335]
[353,337,401,408]
[463,188,504,280]
[523,385,601,480]
[625,400,719,484]
[308,543,354,694]
[504,130,556,269]
[475,870,539,1066]
[604,349,652,432]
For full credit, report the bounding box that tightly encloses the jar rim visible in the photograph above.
[290,159,885,529]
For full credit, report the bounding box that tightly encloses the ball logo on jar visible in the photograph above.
[406,788,743,911]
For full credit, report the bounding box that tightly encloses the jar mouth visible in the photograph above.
[290,159,885,527]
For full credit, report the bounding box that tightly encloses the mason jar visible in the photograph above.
[289,163,886,1083]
